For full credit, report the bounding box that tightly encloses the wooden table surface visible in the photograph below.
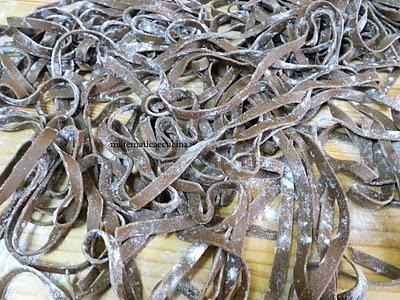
[1,1,400,299]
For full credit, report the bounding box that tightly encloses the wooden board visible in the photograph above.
[1,1,400,299]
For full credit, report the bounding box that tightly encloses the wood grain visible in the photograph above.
[1,1,400,299]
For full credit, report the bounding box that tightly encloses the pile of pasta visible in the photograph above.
[0,0,400,299]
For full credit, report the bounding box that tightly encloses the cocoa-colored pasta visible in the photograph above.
[0,0,399,299]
